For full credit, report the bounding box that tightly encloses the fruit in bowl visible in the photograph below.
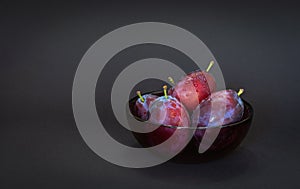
[128,61,253,162]
[137,86,192,155]
[191,89,247,151]
[168,61,216,111]
[192,89,245,128]
[129,91,253,162]
[134,91,158,120]
[149,85,190,127]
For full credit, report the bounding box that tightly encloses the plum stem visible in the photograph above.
[168,76,175,85]
[163,85,168,99]
[206,60,214,72]
[136,91,145,102]
[237,89,244,96]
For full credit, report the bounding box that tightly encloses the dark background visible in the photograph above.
[1,1,300,188]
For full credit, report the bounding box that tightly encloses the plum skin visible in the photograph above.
[168,70,216,111]
[148,96,190,127]
[192,89,244,127]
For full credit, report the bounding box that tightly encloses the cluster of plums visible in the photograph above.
[134,61,245,130]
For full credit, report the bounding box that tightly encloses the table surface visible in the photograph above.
[1,1,299,189]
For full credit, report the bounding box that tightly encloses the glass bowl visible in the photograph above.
[129,91,253,163]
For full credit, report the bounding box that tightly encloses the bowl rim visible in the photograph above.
[129,90,254,130]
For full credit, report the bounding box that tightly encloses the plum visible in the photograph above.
[191,89,245,150]
[134,91,158,120]
[145,85,191,155]
[192,89,245,127]
[149,86,190,127]
[168,61,216,111]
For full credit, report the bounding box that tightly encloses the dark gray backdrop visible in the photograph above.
[1,1,299,189]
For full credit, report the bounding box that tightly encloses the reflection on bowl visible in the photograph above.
[129,91,253,163]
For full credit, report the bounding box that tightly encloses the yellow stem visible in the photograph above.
[206,60,214,72]
[168,76,175,85]
[136,91,145,102]
[163,85,168,99]
[237,89,244,96]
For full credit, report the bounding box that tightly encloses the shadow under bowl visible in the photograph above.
[129,91,254,163]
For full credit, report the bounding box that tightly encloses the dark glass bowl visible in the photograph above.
[129,91,253,163]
